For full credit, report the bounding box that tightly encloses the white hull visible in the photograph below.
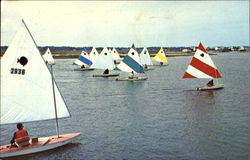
[116,77,148,81]
[197,84,224,91]
[0,133,80,158]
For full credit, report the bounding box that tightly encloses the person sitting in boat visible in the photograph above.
[81,65,85,69]
[129,71,135,79]
[103,68,109,74]
[206,79,214,87]
[10,123,30,147]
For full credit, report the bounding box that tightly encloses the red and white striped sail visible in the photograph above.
[183,43,222,79]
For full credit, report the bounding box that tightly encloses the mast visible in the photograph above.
[22,19,60,137]
[50,64,60,138]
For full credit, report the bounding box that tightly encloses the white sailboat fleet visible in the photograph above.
[182,42,224,90]
[0,20,80,158]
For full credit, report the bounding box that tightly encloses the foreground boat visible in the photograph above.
[182,42,224,91]
[0,133,80,158]
[0,20,80,158]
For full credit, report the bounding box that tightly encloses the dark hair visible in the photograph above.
[17,123,23,130]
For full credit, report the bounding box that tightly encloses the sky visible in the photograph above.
[1,1,249,47]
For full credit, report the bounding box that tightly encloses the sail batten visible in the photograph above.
[1,21,70,125]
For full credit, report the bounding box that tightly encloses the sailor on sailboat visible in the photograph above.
[0,20,80,158]
[182,42,224,91]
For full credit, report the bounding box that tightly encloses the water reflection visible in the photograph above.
[182,90,222,158]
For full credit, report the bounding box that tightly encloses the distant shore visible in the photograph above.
[51,52,195,59]
[1,46,249,59]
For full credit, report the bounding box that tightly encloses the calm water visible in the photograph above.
[1,52,250,160]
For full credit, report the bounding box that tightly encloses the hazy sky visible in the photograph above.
[1,1,249,47]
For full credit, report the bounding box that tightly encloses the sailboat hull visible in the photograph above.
[0,132,80,158]
[93,73,120,77]
[197,84,224,91]
[116,77,148,81]
[74,68,94,71]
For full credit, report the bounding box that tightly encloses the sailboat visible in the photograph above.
[0,20,80,158]
[92,47,119,77]
[139,47,154,71]
[89,47,99,64]
[151,47,168,66]
[43,48,55,64]
[182,42,224,91]
[115,47,147,81]
[72,49,94,71]
[111,48,121,64]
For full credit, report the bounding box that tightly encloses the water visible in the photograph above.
[1,52,250,160]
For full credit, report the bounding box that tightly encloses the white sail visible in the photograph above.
[73,50,92,67]
[91,47,115,70]
[115,47,144,73]
[111,48,121,63]
[0,21,70,125]
[89,47,99,63]
[43,48,55,65]
[140,47,153,65]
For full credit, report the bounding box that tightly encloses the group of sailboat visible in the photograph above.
[0,20,80,158]
[0,19,224,158]
[70,44,169,80]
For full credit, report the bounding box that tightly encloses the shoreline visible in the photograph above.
[52,52,194,59]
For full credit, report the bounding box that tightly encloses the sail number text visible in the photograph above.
[10,68,25,75]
